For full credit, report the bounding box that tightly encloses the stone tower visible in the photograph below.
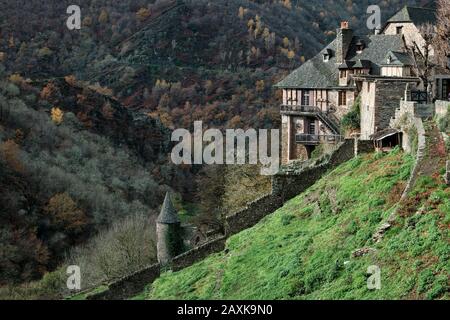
[156,192,183,265]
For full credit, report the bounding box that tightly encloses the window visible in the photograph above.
[396,26,403,35]
[301,90,311,106]
[338,91,347,106]
[442,79,450,100]
[340,70,347,78]
[286,89,298,105]
[309,121,316,134]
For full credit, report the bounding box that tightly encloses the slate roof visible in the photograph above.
[370,128,400,140]
[386,6,436,26]
[353,59,372,69]
[381,51,414,66]
[275,34,405,89]
[157,192,180,224]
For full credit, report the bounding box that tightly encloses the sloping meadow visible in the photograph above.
[142,148,449,300]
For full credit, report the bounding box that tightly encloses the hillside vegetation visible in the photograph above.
[142,146,449,300]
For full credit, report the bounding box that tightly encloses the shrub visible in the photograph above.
[341,97,360,131]
[281,214,295,226]
[65,213,157,291]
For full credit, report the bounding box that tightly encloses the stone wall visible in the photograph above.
[374,81,407,132]
[391,100,435,153]
[400,117,426,199]
[383,22,433,57]
[171,236,227,271]
[360,81,377,140]
[225,194,283,236]
[272,164,329,202]
[87,237,228,300]
[355,139,375,156]
[272,139,356,202]
[87,263,161,300]
[436,100,449,118]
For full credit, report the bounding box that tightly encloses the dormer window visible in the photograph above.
[387,55,392,64]
[356,40,365,54]
[323,49,332,62]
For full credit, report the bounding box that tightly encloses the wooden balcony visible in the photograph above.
[295,134,344,145]
[280,104,321,115]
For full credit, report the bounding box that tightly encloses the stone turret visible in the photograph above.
[156,192,183,265]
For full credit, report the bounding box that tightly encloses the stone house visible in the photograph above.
[381,5,450,101]
[276,4,449,163]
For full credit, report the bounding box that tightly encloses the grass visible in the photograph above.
[140,148,449,300]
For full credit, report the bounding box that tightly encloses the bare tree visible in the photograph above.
[409,23,436,90]
[434,0,450,68]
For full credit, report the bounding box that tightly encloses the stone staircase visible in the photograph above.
[317,111,341,135]
[390,101,435,128]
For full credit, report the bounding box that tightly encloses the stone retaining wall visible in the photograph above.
[171,236,227,271]
[225,194,282,236]
[435,100,449,118]
[87,263,161,300]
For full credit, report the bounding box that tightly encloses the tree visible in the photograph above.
[287,50,295,60]
[51,107,64,125]
[44,193,88,234]
[282,0,292,10]
[98,9,109,24]
[409,23,436,90]
[37,47,53,58]
[136,8,151,22]
[238,7,245,19]
[256,80,265,92]
[0,139,24,172]
[434,0,450,68]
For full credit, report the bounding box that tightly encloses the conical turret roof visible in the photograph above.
[157,192,180,224]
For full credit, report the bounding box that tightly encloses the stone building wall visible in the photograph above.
[360,81,377,140]
[374,81,407,134]
[383,22,433,57]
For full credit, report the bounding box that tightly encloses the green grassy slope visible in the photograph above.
[142,148,449,300]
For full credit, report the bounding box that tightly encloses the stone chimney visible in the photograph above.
[156,192,183,266]
[336,21,353,64]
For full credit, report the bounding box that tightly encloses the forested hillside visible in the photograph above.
[1,0,424,130]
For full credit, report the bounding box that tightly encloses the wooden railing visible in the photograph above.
[280,105,320,113]
[295,134,344,145]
